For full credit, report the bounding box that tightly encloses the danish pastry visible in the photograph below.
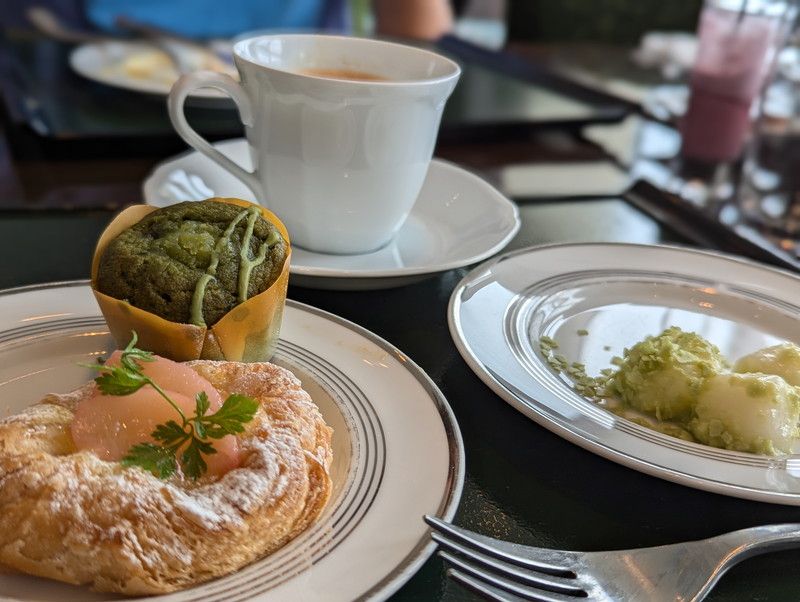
[0,359,333,594]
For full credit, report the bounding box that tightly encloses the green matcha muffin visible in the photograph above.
[96,200,288,327]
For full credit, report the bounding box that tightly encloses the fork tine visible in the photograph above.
[425,515,575,574]
[446,568,526,602]
[446,566,581,602]
[436,544,585,596]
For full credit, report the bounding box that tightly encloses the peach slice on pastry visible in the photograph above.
[71,352,239,477]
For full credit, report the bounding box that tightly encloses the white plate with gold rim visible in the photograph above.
[450,242,800,505]
[0,281,463,601]
[142,139,520,290]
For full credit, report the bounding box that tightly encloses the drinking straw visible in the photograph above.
[736,0,748,27]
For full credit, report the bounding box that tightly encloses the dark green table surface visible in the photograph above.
[3,195,800,602]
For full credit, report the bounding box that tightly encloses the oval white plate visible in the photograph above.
[70,41,230,103]
[0,281,463,601]
[449,242,800,505]
[142,139,521,290]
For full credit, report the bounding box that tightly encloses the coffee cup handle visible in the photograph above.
[167,71,263,200]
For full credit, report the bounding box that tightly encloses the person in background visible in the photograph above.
[373,0,454,40]
[81,0,453,40]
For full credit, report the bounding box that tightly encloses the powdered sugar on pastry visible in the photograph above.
[0,361,333,594]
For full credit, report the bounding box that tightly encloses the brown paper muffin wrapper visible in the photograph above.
[91,198,291,362]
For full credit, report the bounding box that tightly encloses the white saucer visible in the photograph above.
[143,139,520,290]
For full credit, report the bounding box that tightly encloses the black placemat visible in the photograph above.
[0,34,243,141]
[0,32,629,144]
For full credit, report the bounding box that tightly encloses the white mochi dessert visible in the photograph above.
[689,373,800,455]
[734,342,800,386]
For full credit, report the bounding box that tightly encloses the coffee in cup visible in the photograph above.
[298,68,387,81]
[168,34,460,255]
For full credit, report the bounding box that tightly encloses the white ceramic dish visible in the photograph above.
[449,242,800,506]
[143,138,521,290]
[170,34,461,255]
[0,281,464,601]
[70,41,232,103]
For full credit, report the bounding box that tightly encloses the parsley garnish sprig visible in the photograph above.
[86,332,258,479]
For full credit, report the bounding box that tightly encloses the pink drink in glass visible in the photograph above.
[681,1,787,162]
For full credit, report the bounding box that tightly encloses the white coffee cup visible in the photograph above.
[168,34,460,255]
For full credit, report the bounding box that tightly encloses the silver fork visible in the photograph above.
[425,515,800,601]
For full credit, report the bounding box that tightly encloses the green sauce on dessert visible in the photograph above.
[190,206,282,326]
[237,207,269,304]
[190,273,216,326]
